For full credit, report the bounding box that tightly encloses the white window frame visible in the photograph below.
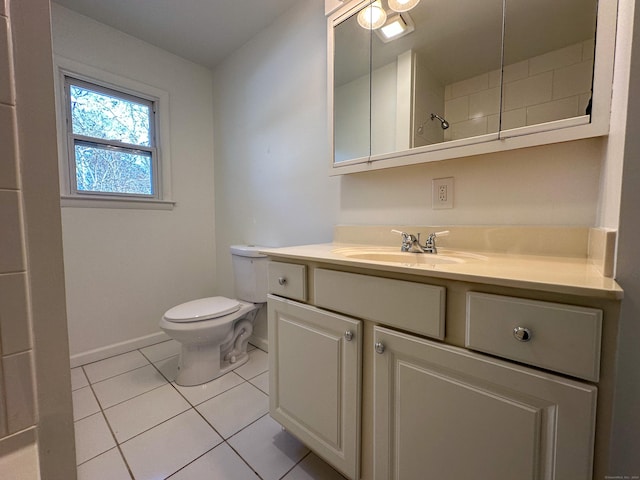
[54,56,175,209]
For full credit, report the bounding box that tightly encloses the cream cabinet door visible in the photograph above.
[373,326,597,480]
[268,295,362,480]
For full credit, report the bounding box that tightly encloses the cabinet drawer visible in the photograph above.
[268,262,307,301]
[466,292,602,381]
[314,269,445,339]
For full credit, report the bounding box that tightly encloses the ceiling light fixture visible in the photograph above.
[378,13,415,42]
[388,0,421,13]
[357,1,387,30]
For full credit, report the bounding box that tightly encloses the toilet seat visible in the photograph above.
[163,297,241,323]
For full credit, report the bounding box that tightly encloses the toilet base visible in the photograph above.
[175,344,250,386]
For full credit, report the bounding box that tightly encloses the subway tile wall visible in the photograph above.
[0,0,38,453]
[444,40,595,141]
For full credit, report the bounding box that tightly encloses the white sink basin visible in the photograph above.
[332,248,468,265]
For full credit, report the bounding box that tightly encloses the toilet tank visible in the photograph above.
[230,245,269,303]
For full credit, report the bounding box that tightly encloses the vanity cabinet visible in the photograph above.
[268,294,362,480]
[373,326,597,480]
[266,259,609,479]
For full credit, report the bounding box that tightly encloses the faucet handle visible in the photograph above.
[391,229,408,238]
[427,230,449,241]
[391,229,411,243]
[424,230,449,253]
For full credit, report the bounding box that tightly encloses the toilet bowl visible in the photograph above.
[160,245,268,386]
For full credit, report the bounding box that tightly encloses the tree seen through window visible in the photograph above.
[66,78,157,196]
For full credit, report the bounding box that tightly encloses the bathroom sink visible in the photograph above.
[332,248,467,265]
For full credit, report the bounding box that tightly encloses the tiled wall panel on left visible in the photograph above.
[0,103,18,189]
[0,0,38,460]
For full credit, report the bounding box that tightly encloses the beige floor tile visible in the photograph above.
[140,340,181,362]
[72,386,100,421]
[173,371,244,406]
[234,349,268,380]
[104,384,190,443]
[282,452,347,480]
[74,413,117,465]
[77,448,131,480]
[169,443,258,480]
[120,410,221,480]
[228,414,309,480]
[92,365,167,409]
[83,351,150,384]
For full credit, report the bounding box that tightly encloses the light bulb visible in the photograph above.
[380,17,406,39]
[357,1,387,30]
[388,0,420,13]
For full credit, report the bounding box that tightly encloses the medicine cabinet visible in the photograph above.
[328,0,617,174]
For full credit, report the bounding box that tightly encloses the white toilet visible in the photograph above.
[159,245,268,386]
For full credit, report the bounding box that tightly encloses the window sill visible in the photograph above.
[60,195,175,210]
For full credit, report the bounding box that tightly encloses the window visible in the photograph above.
[63,76,160,199]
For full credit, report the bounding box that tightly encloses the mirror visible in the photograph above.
[332,0,599,165]
[334,9,371,163]
[501,0,597,131]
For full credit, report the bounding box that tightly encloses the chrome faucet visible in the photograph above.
[392,230,449,254]
[395,231,425,253]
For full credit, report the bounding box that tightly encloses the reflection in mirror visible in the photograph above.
[501,0,597,130]
[370,0,504,155]
[332,0,600,165]
[334,8,371,163]
[334,0,504,164]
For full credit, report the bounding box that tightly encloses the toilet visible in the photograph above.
[159,245,268,386]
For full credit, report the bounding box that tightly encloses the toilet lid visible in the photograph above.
[164,297,241,323]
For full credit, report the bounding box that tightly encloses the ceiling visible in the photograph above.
[53,0,301,69]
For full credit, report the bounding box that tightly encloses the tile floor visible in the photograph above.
[71,340,347,480]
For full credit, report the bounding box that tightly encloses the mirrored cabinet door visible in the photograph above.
[333,6,371,164]
[401,0,503,146]
[501,0,598,134]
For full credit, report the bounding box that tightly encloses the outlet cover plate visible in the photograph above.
[432,177,454,209]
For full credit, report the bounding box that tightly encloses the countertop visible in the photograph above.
[260,243,624,300]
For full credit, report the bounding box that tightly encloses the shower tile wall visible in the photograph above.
[444,40,595,141]
[0,1,39,475]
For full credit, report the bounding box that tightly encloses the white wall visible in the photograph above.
[609,0,640,473]
[52,5,217,361]
[413,53,445,147]
[334,72,369,161]
[598,0,636,230]
[213,0,606,280]
[213,0,606,349]
[335,56,409,160]
[212,0,339,300]
[338,138,602,226]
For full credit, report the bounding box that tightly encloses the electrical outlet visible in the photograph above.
[432,177,454,209]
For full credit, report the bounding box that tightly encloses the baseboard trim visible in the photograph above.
[70,331,170,368]
[249,334,269,353]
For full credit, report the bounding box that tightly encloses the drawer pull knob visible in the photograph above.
[278,277,287,286]
[513,327,532,342]
[375,341,385,354]
[345,331,353,341]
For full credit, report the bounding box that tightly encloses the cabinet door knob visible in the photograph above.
[513,326,532,342]
[345,331,353,341]
[278,277,287,286]
[375,341,385,354]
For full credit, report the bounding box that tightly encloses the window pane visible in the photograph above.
[70,84,151,147]
[74,144,153,195]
